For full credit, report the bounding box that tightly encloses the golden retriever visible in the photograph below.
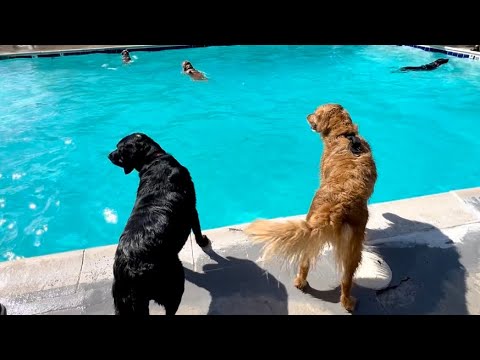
[244,103,377,312]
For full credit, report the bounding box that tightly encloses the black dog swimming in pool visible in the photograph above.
[108,133,211,315]
[399,58,449,72]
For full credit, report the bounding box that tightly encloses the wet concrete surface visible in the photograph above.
[6,227,478,316]
[2,189,480,315]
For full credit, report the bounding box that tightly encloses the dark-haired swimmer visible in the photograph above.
[121,49,132,64]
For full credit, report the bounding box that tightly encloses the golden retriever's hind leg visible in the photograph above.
[339,233,363,313]
[294,259,311,291]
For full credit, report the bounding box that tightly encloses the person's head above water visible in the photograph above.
[121,49,131,63]
[182,60,194,71]
[181,60,207,81]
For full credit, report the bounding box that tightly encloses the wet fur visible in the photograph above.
[244,104,377,312]
[108,133,211,315]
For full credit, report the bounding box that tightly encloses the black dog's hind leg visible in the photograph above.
[159,258,185,316]
[192,208,211,248]
[112,280,149,316]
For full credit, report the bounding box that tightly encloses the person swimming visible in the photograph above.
[121,49,132,64]
[399,58,449,72]
[182,60,207,81]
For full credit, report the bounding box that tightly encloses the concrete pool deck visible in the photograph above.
[1,187,480,315]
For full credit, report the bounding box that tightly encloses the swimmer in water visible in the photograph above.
[399,58,449,72]
[182,60,207,81]
[121,49,132,64]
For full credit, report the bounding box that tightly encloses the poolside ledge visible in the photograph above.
[0,45,203,60]
[1,187,480,315]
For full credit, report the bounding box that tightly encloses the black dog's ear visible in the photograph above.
[137,141,148,153]
[134,136,151,155]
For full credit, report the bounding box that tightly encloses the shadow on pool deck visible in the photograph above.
[296,213,469,314]
[184,250,289,315]
[356,213,468,315]
[184,212,470,315]
[1,211,475,315]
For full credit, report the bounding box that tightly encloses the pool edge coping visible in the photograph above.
[1,186,480,299]
[0,45,207,60]
[404,45,480,60]
[2,45,480,61]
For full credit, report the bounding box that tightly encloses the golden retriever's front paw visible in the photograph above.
[294,277,309,291]
[340,295,357,312]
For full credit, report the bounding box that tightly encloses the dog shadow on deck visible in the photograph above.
[302,212,468,315]
[184,250,289,315]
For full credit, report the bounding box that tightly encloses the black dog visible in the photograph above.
[399,58,449,72]
[108,133,211,315]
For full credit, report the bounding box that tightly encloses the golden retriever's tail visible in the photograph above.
[243,219,330,268]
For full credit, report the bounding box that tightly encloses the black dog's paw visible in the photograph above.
[196,235,211,249]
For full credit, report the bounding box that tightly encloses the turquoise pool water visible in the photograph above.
[1,45,479,261]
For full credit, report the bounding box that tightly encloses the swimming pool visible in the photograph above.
[1,45,479,261]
